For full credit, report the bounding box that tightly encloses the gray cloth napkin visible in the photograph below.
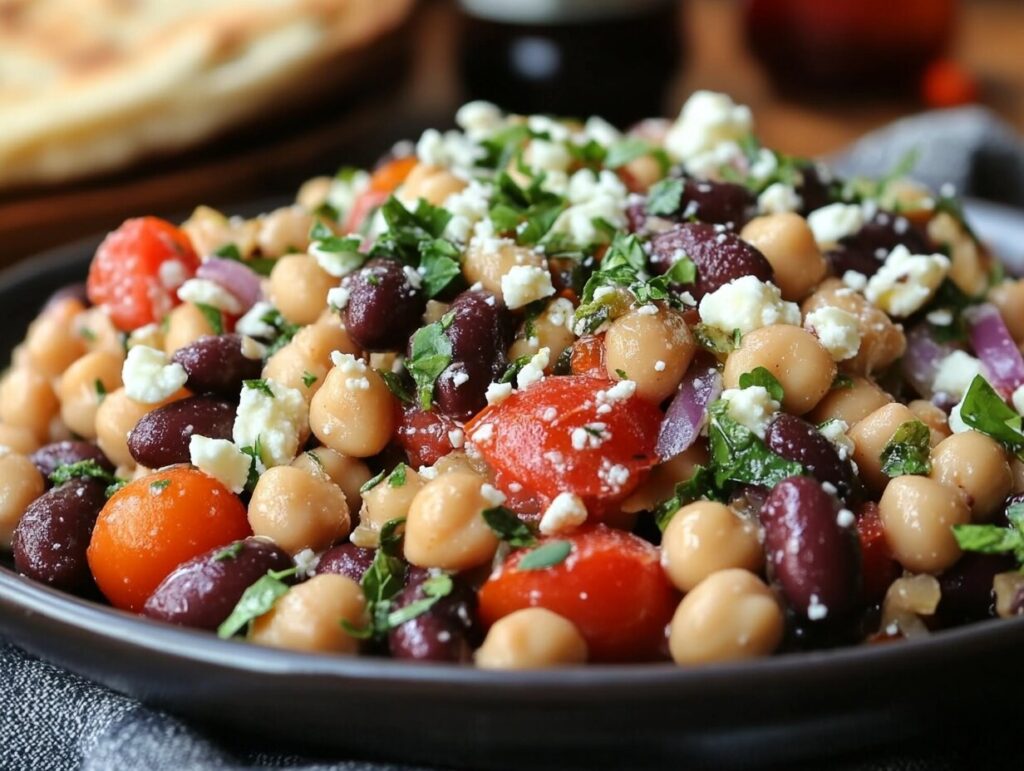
[2,107,1023,771]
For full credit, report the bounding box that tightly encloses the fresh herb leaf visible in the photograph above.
[238,437,264,492]
[217,567,297,639]
[195,303,224,335]
[360,469,386,494]
[653,465,717,531]
[490,172,566,246]
[614,368,628,379]
[371,196,452,263]
[605,137,653,169]
[482,506,537,547]
[104,479,128,498]
[407,312,455,410]
[477,124,532,170]
[707,400,803,489]
[94,379,107,400]
[646,178,684,216]
[259,309,301,355]
[214,243,242,260]
[213,541,245,562]
[347,518,409,640]
[377,369,414,404]
[738,367,784,402]
[49,460,116,487]
[242,379,275,398]
[663,255,698,285]
[500,354,533,385]
[385,573,454,628]
[301,371,318,388]
[418,238,462,297]
[959,375,1024,457]
[952,504,1024,568]
[387,465,407,488]
[880,420,932,477]
[304,450,326,473]
[149,479,171,493]
[517,540,572,570]
[79,327,97,342]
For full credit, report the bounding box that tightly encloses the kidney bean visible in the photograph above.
[765,414,857,499]
[826,211,934,279]
[344,258,427,351]
[395,403,458,468]
[31,441,114,486]
[936,552,1015,625]
[142,537,294,630]
[760,476,861,621]
[649,222,774,300]
[795,163,838,216]
[45,282,90,311]
[128,396,235,469]
[12,479,106,594]
[431,289,515,420]
[315,543,376,583]
[673,178,756,227]
[388,572,480,662]
[171,334,262,396]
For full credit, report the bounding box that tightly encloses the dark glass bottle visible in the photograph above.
[457,0,684,126]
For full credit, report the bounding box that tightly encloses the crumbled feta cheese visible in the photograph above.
[526,139,572,174]
[636,304,659,316]
[804,306,861,361]
[543,298,575,333]
[293,548,319,579]
[235,301,276,339]
[757,182,802,215]
[948,396,970,434]
[720,386,779,439]
[480,483,506,507]
[807,594,829,621]
[330,351,368,373]
[177,278,243,314]
[583,116,621,147]
[654,360,667,372]
[240,336,267,360]
[442,180,493,243]
[599,462,630,489]
[807,203,866,249]
[527,114,571,143]
[232,379,308,467]
[541,407,558,422]
[596,380,636,405]
[836,508,855,528]
[818,419,855,461]
[455,101,504,139]
[926,308,954,326]
[501,265,555,310]
[485,382,513,405]
[310,238,363,277]
[539,492,588,535]
[471,423,494,444]
[414,128,483,173]
[448,428,465,448]
[546,168,628,247]
[1013,385,1024,416]
[327,286,351,311]
[122,345,187,404]
[933,350,983,399]
[665,90,753,162]
[699,276,800,335]
[865,245,950,317]
[451,367,470,388]
[188,436,251,494]
[842,271,868,292]
[516,347,550,390]
[127,323,162,350]
[158,260,189,291]
[570,423,608,450]
[683,141,747,182]
[326,170,370,220]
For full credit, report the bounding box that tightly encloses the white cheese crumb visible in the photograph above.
[240,336,267,360]
[516,347,550,390]
[807,203,866,249]
[654,360,667,372]
[836,508,855,528]
[864,245,950,317]
[570,423,608,450]
[188,436,251,494]
[451,367,470,388]
[232,379,308,467]
[471,423,494,444]
[841,270,868,292]
[546,169,628,247]
[665,90,753,162]
[539,492,588,535]
[293,548,319,579]
[414,128,483,174]
[926,308,954,326]
[804,306,861,361]
[455,101,504,139]
[1012,385,1024,417]
[757,182,802,215]
[541,407,558,422]
[442,180,493,243]
[818,419,856,461]
[126,323,162,351]
[176,278,243,315]
[933,350,983,400]
[122,345,187,404]
[310,238,363,277]
[235,301,276,339]
[948,397,970,434]
[500,265,555,310]
[158,260,188,291]
[327,286,352,311]
[480,483,506,507]
[806,594,829,621]
[485,381,514,405]
[597,380,636,406]
[699,276,800,336]
[330,350,368,373]
[720,386,779,439]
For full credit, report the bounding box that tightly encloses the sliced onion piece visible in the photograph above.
[902,324,956,399]
[966,303,1024,393]
[197,258,263,312]
[656,357,722,460]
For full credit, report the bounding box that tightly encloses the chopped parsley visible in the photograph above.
[418,238,462,297]
[482,506,537,547]
[376,368,414,404]
[149,479,171,493]
[738,367,784,402]
[214,242,275,276]
[500,354,533,385]
[407,311,455,410]
[94,379,107,400]
[343,518,411,640]
[387,464,407,488]
[49,460,117,487]
[707,400,803,489]
[384,573,454,628]
[259,308,301,355]
[517,540,572,571]
[370,196,452,263]
[213,541,245,562]
[958,375,1024,458]
[489,171,566,246]
[309,220,366,274]
[880,420,932,477]
[692,323,740,355]
[653,465,718,531]
[301,371,318,388]
[242,379,275,398]
[645,178,684,217]
[195,303,224,335]
[831,373,854,390]
[952,502,1024,570]
[604,137,668,172]
[360,469,387,494]
[217,567,298,639]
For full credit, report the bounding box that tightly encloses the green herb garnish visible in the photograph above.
[517,540,572,571]
[738,367,784,402]
[407,311,455,410]
[195,303,224,335]
[482,506,537,547]
[880,420,932,477]
[217,567,298,639]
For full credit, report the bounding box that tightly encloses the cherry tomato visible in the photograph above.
[86,217,199,331]
[466,376,661,516]
[569,335,607,378]
[87,467,250,612]
[344,156,418,233]
[478,525,677,661]
[395,404,457,469]
[856,502,900,603]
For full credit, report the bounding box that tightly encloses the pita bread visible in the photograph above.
[0,0,413,187]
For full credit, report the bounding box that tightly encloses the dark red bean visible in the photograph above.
[649,222,774,300]
[142,537,294,630]
[315,543,375,583]
[344,258,426,351]
[30,441,113,487]
[388,572,480,662]
[395,404,458,468]
[936,552,1015,625]
[826,211,933,279]
[171,334,262,396]
[12,479,106,594]
[795,163,838,216]
[127,396,235,469]
[45,282,90,311]
[669,178,756,227]
[432,289,515,420]
[765,414,857,499]
[760,476,861,621]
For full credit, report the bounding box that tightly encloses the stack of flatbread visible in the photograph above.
[0,0,413,188]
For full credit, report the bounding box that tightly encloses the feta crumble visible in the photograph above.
[480,483,506,507]
[485,381,513,405]
[327,286,351,311]
[188,436,251,494]
[455,101,504,139]
[665,90,753,162]
[516,347,550,390]
[546,168,628,247]
[177,277,243,315]
[757,182,802,215]
[539,492,588,535]
[235,301,276,339]
[122,345,188,404]
[1013,385,1024,416]
[804,306,861,361]
[442,180,493,243]
[807,594,829,621]
[698,276,800,335]
[933,350,983,400]
[818,419,855,461]
[500,265,555,309]
[864,245,950,317]
[720,386,779,439]
[310,238,363,277]
[807,203,866,249]
[232,379,308,467]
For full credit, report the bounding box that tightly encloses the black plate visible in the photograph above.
[2,201,1024,770]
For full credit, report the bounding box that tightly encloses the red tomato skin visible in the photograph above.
[395,404,457,469]
[87,217,199,331]
[478,525,678,661]
[856,502,900,603]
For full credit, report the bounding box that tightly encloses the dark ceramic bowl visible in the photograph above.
[1,201,1024,770]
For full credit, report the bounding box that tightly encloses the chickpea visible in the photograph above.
[802,279,905,376]
[0,367,60,443]
[183,205,259,258]
[0,452,45,547]
[400,163,467,206]
[740,213,826,301]
[604,306,696,403]
[163,303,216,355]
[256,205,314,258]
[989,279,1024,344]
[723,325,835,415]
[296,176,333,211]
[23,298,87,378]
[351,467,425,549]
[404,472,500,571]
[907,399,950,446]
[462,241,546,300]
[291,447,372,513]
[309,363,395,458]
[57,350,123,439]
[263,315,358,400]
[72,306,123,355]
[432,450,491,479]
[1012,458,1024,494]
[250,574,367,654]
[623,154,664,191]
[268,254,335,326]
[668,569,784,666]
[848,403,918,494]
[475,608,588,669]
[0,424,40,454]
[95,387,182,469]
[807,375,892,427]
[879,475,970,574]
[661,501,762,593]
[623,443,710,514]
[422,300,450,325]
[929,432,1011,522]
[508,297,576,365]
[928,211,988,298]
[248,466,350,555]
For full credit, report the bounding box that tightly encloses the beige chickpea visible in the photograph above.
[163,303,217,355]
[989,279,1024,344]
[661,501,763,593]
[250,574,367,654]
[508,297,576,364]
[848,403,918,494]
[256,205,314,258]
[740,213,826,301]
[475,608,588,669]
[57,350,124,439]
[928,211,988,298]
[309,362,395,458]
[668,569,784,666]
[623,154,664,191]
[622,443,710,513]
[802,279,906,376]
[807,375,892,427]
[95,387,182,469]
[432,450,491,479]
[72,307,123,355]
[263,315,358,400]
[183,205,259,258]
[291,447,372,514]
[929,431,1011,522]
[723,325,835,415]
[422,300,450,325]
[248,466,350,555]
[0,424,40,455]
[907,399,950,446]
[462,241,546,299]
[400,163,467,206]
[296,176,333,211]
[879,475,970,574]
[0,367,60,443]
[604,307,696,403]
[404,472,500,571]
[0,452,45,547]
[350,467,425,548]
[25,298,88,378]
[268,254,335,326]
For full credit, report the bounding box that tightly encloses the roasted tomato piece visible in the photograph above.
[395,404,458,469]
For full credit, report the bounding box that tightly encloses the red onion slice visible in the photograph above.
[966,303,1024,393]
[902,324,956,399]
[656,358,722,460]
[197,258,263,312]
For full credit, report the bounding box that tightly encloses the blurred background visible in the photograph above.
[0,0,1021,264]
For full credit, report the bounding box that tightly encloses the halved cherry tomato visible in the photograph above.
[87,467,250,612]
[395,403,457,469]
[856,502,900,603]
[344,155,418,233]
[478,525,677,661]
[467,376,661,516]
[569,335,607,378]
[86,217,199,331]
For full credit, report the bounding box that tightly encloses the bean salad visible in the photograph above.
[3,91,1024,668]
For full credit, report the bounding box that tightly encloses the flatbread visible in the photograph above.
[0,0,413,187]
